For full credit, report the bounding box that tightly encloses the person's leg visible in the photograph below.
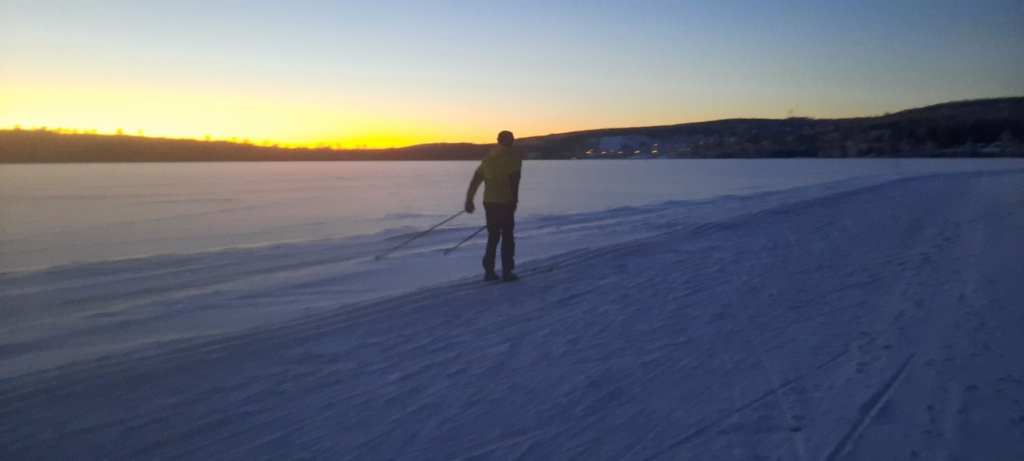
[500,205,515,273]
[482,203,501,275]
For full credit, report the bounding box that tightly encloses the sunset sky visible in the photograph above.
[2,1,1022,148]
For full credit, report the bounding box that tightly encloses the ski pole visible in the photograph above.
[375,211,465,261]
[443,225,487,255]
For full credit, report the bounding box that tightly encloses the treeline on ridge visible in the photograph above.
[0,134,490,163]
[1,97,1021,163]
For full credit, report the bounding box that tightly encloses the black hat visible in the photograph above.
[497,130,514,146]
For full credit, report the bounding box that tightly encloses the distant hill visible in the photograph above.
[2,97,1021,163]
[0,133,490,163]
[513,97,1024,159]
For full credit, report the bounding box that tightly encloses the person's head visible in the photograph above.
[497,130,514,147]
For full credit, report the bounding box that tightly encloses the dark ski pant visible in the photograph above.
[483,202,515,273]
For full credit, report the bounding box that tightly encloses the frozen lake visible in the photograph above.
[3,162,1024,460]
[2,158,1023,273]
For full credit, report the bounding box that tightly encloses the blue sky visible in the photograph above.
[2,1,1022,146]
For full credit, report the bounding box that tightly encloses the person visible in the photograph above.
[465,130,522,282]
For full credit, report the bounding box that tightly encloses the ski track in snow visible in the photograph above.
[3,170,1024,460]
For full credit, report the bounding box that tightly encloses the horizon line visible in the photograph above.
[4,95,1021,150]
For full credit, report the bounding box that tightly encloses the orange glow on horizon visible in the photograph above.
[2,77,842,149]
[0,80,509,149]
[5,76,784,150]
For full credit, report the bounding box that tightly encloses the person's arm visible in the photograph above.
[508,171,521,205]
[465,169,483,213]
[509,157,522,212]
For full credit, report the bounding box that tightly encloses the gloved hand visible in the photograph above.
[464,199,475,214]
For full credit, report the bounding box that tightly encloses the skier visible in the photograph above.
[465,130,522,282]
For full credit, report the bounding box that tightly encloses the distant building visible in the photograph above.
[596,135,656,152]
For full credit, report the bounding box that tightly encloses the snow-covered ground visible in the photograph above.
[3,166,1024,460]
[3,159,1023,272]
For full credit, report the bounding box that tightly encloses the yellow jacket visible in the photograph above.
[467,146,522,204]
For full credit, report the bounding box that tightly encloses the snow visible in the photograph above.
[3,158,1022,273]
[2,163,1024,460]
